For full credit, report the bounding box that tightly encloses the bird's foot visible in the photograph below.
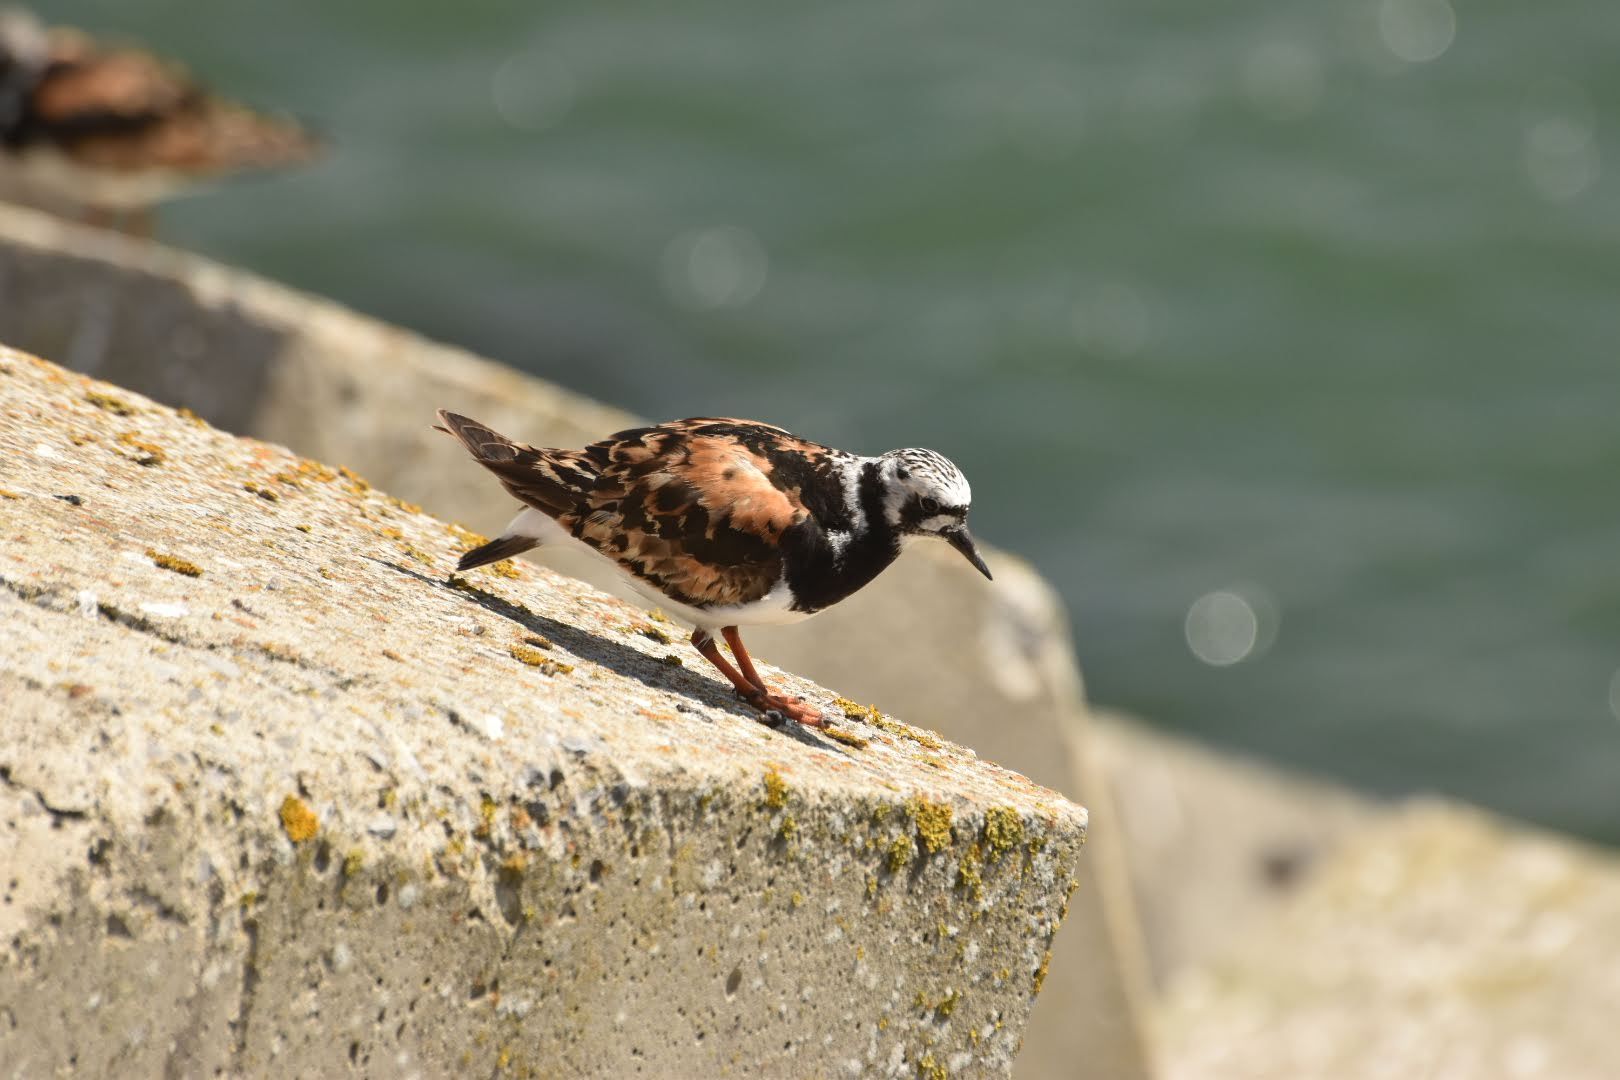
[741,690,826,728]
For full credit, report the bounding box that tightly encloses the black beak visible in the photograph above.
[945,526,993,581]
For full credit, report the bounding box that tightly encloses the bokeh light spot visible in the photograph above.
[1186,585,1279,667]
[1523,80,1599,203]
[1377,0,1456,63]
[661,226,768,310]
[491,53,576,132]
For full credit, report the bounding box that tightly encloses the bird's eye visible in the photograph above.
[920,496,941,515]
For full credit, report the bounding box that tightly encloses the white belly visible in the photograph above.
[0,146,200,211]
[504,507,815,632]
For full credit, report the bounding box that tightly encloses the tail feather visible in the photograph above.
[456,534,537,573]
[434,409,596,516]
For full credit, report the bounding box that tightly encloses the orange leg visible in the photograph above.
[691,628,824,727]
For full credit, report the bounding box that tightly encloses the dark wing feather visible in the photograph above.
[570,423,813,609]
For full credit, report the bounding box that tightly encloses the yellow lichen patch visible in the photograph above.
[823,727,868,749]
[257,642,303,664]
[521,634,553,650]
[243,482,279,502]
[116,432,165,466]
[659,654,684,668]
[343,850,365,877]
[378,526,405,541]
[887,718,944,751]
[762,766,790,809]
[834,696,879,722]
[790,891,804,908]
[887,834,915,874]
[385,494,422,514]
[917,1053,947,1080]
[400,544,433,565]
[272,458,338,487]
[147,549,202,577]
[956,843,984,902]
[475,797,499,840]
[484,559,522,579]
[637,624,673,644]
[279,795,318,843]
[501,852,529,874]
[338,465,370,494]
[906,797,954,854]
[508,644,572,674]
[778,816,798,843]
[446,522,489,548]
[294,523,313,533]
[936,989,961,1017]
[177,406,208,427]
[0,489,18,499]
[835,697,944,750]
[84,390,136,416]
[1033,949,1052,995]
[983,807,1025,858]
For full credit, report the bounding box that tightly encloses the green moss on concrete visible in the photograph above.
[888,834,916,874]
[907,797,955,854]
[983,807,1024,859]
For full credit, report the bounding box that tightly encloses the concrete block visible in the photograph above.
[0,347,1086,1077]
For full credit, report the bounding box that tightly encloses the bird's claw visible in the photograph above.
[742,690,826,728]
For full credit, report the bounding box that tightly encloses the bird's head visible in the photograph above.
[877,448,991,580]
[0,9,49,109]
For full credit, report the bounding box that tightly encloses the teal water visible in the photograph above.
[48,1,1620,840]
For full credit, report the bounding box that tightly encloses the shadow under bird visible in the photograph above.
[0,7,319,233]
[436,412,992,727]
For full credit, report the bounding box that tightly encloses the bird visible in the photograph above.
[0,7,319,234]
[435,411,993,728]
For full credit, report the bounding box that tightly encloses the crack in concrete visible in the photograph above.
[0,762,89,822]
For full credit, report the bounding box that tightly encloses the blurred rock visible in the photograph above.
[1088,710,1381,985]
[1158,802,1620,1080]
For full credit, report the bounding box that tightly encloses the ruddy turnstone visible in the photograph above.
[0,8,319,232]
[436,412,992,727]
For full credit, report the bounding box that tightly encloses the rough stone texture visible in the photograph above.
[1158,802,1620,1080]
[0,347,1087,1077]
[0,202,1157,1078]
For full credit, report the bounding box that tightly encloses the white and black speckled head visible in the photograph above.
[877,448,990,579]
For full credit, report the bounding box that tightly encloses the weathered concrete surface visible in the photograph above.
[0,347,1087,1077]
[0,201,1157,1078]
[1158,802,1620,1080]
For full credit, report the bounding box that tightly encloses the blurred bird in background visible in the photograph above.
[0,7,318,235]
